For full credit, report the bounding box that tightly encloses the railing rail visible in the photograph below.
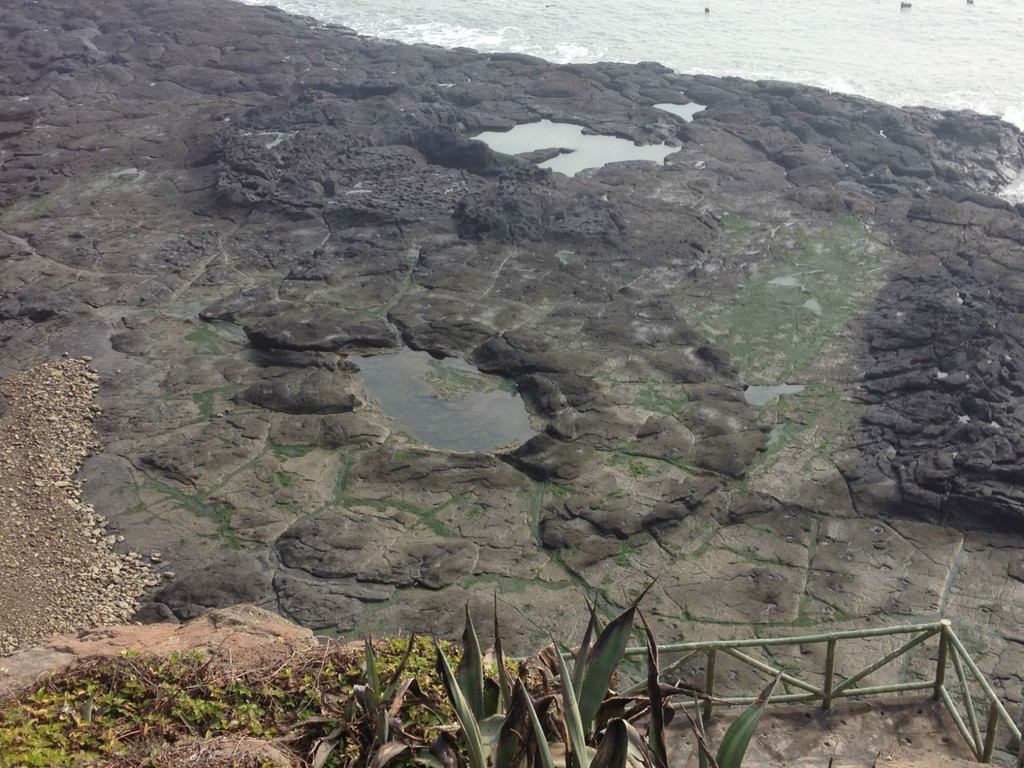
[623,619,1021,764]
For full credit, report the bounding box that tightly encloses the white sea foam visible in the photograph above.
[380,21,511,50]
[544,42,597,64]
[1003,105,1024,132]
[1001,173,1024,205]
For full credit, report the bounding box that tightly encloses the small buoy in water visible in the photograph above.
[900,1,911,7]
[705,7,710,12]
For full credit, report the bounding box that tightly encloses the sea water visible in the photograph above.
[241,0,1024,131]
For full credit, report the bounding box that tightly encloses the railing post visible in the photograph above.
[822,637,837,710]
[982,701,1000,763]
[1017,706,1024,768]
[934,619,951,700]
[703,648,717,722]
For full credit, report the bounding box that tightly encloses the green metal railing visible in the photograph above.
[623,619,1020,763]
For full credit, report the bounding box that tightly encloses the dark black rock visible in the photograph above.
[244,308,399,352]
[239,368,363,414]
[149,552,277,621]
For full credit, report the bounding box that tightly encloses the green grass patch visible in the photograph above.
[627,458,654,478]
[1,191,56,217]
[184,322,236,356]
[149,481,241,549]
[545,482,574,498]
[718,214,754,233]
[267,442,315,460]
[191,391,216,420]
[799,596,857,624]
[337,495,453,538]
[189,385,243,422]
[634,384,690,416]
[0,639,456,767]
[331,454,355,504]
[704,216,898,382]
[724,545,790,568]
[744,382,860,478]
[391,449,423,463]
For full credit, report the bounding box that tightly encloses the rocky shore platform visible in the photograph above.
[3,0,1024,730]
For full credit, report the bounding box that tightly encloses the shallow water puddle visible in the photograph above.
[353,348,535,452]
[768,275,804,288]
[259,130,296,149]
[743,384,805,406]
[655,102,706,122]
[473,119,677,176]
[769,274,824,314]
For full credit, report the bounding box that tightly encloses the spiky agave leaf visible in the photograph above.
[492,677,530,768]
[367,742,412,768]
[383,634,418,702]
[554,640,592,768]
[572,600,599,701]
[362,637,390,745]
[577,606,635,736]
[385,677,415,739]
[521,681,558,768]
[520,684,561,768]
[310,722,345,768]
[621,719,658,768]
[674,695,717,768]
[494,593,512,712]
[413,750,453,768]
[364,637,381,706]
[714,672,781,768]
[436,640,488,768]
[590,719,631,768]
[457,603,487,720]
[430,731,462,768]
[484,676,504,720]
[639,612,667,768]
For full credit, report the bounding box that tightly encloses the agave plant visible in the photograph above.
[307,637,404,768]
[679,672,780,768]
[308,635,452,768]
[543,596,642,741]
[713,672,779,768]
[434,602,548,768]
[432,594,649,768]
[638,611,780,768]
[431,596,779,768]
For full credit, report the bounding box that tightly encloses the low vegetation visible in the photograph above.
[0,637,451,767]
[0,602,775,768]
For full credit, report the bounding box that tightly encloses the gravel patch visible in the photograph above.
[0,359,159,656]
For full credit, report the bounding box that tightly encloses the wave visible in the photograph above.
[1003,105,1024,132]
[1002,173,1024,205]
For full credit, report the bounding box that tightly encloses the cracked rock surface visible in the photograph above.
[2,0,1024,718]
